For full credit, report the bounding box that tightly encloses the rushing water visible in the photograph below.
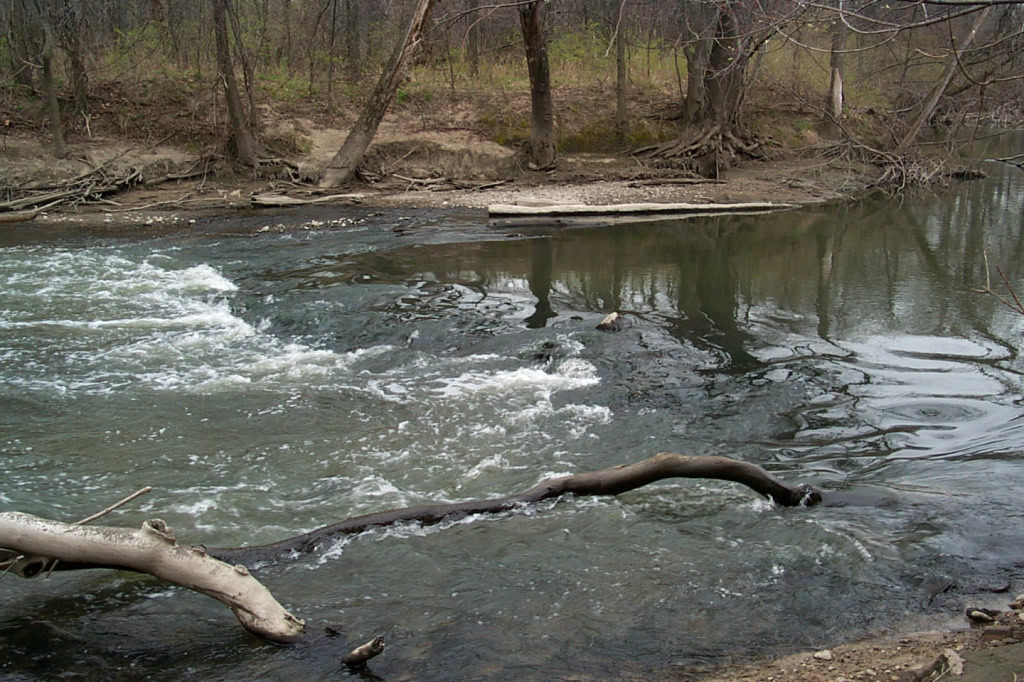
[2,135,1024,681]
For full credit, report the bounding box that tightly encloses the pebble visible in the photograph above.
[813,649,833,661]
[968,609,995,623]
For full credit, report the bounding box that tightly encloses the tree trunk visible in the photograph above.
[320,0,436,188]
[225,0,260,136]
[345,0,361,81]
[41,17,66,159]
[466,0,480,78]
[896,6,991,152]
[327,0,339,110]
[59,0,89,115]
[614,12,628,140]
[700,4,746,131]
[682,40,709,124]
[518,1,557,169]
[213,0,262,165]
[824,19,846,125]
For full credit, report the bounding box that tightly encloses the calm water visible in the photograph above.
[2,135,1023,680]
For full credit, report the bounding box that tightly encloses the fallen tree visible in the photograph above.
[1,453,821,660]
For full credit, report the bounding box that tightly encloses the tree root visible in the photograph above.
[632,126,767,177]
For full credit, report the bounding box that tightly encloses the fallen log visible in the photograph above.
[209,452,820,565]
[489,200,794,218]
[250,192,365,207]
[488,201,796,226]
[0,514,305,644]
[0,452,819,649]
[0,208,40,223]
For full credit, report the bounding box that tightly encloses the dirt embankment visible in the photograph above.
[0,97,883,229]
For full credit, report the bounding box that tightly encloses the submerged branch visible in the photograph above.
[208,453,821,565]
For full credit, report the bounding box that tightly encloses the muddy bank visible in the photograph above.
[0,120,883,231]
[689,605,1024,681]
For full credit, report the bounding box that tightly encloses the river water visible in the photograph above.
[2,135,1023,680]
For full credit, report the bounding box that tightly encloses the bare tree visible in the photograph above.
[519,0,557,169]
[320,0,437,187]
[213,0,264,165]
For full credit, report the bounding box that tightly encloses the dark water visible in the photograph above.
[2,134,1023,680]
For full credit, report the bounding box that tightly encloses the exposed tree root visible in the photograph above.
[633,126,767,178]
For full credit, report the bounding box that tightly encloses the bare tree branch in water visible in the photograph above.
[0,453,820,655]
[208,452,820,565]
[974,251,1024,316]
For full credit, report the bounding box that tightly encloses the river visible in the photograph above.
[2,134,1023,680]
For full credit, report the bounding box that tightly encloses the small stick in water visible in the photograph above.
[342,636,385,668]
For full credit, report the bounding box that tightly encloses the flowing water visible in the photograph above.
[2,134,1024,680]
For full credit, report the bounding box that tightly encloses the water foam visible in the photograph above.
[0,248,395,395]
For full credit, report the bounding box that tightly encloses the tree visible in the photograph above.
[518,0,557,169]
[56,0,88,115]
[32,0,66,158]
[896,6,993,150]
[824,18,847,126]
[638,0,778,176]
[213,0,264,165]
[320,0,437,188]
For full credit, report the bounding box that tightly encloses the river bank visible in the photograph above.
[0,100,889,230]
[3,122,1022,681]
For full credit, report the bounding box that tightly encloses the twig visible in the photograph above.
[75,487,153,526]
[0,553,25,581]
[108,194,194,213]
[973,251,1024,316]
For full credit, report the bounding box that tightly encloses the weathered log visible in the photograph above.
[0,209,40,223]
[487,201,795,221]
[209,453,820,565]
[250,193,365,207]
[0,514,305,644]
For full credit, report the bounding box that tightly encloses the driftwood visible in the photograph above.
[489,201,794,218]
[0,453,819,652]
[0,208,40,223]
[1,167,142,212]
[250,192,366,207]
[0,514,305,644]
[209,452,820,565]
[488,200,796,226]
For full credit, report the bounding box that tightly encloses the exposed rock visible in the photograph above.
[813,649,833,661]
[596,311,627,332]
[966,608,1000,624]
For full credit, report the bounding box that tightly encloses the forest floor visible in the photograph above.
[2,85,1019,681]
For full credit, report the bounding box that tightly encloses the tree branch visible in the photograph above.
[0,514,306,644]
[208,453,821,565]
